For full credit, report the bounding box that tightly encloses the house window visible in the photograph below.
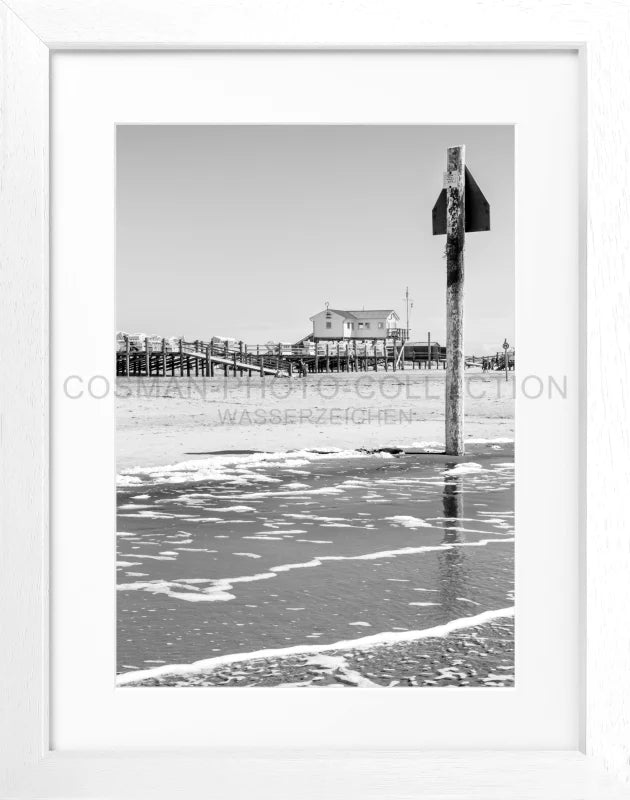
[358,322,364,329]
[325,321,331,329]
[378,322,384,329]
[365,322,370,330]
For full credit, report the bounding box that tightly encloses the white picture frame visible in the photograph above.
[1,1,629,797]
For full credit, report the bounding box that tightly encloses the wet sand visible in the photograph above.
[119,616,514,688]
[116,371,515,470]
[117,443,514,686]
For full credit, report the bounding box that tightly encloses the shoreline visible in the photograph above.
[118,609,514,688]
[116,372,515,470]
[117,606,514,685]
[116,372,515,686]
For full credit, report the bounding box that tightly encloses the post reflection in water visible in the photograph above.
[438,464,469,617]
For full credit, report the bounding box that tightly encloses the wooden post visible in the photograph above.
[276,344,281,372]
[427,331,432,370]
[178,339,183,377]
[125,336,130,377]
[336,342,340,373]
[373,339,378,372]
[392,339,397,371]
[205,345,210,378]
[258,345,263,378]
[209,341,215,377]
[384,338,388,372]
[345,343,350,373]
[445,145,465,456]
[145,339,151,376]
[502,339,510,382]
[314,339,319,374]
[326,343,330,373]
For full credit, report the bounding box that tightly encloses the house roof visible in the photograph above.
[310,308,398,321]
[309,309,357,321]
[347,309,398,320]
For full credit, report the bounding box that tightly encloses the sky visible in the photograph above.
[117,125,513,354]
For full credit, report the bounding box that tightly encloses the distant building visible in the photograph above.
[404,341,446,361]
[309,308,402,340]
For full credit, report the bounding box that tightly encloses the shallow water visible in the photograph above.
[117,443,514,678]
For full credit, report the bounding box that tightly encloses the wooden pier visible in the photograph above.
[116,336,476,378]
[116,338,291,378]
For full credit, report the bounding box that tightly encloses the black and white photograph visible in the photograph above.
[8,2,630,795]
[115,124,515,688]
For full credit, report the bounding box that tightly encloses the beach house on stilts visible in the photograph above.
[309,307,404,341]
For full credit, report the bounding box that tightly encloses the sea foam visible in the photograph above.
[116,606,515,685]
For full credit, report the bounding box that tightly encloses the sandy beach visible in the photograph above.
[116,370,514,470]
[116,369,514,687]
[116,427,514,686]
[118,614,514,688]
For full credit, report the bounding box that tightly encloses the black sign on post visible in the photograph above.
[434,152,491,455]
[432,166,490,235]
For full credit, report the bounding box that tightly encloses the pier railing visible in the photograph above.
[116,335,511,377]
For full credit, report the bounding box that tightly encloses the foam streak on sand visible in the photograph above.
[117,448,389,487]
[117,537,514,603]
[116,606,515,685]
[117,440,515,488]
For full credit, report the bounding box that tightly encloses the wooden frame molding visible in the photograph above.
[1,1,629,797]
